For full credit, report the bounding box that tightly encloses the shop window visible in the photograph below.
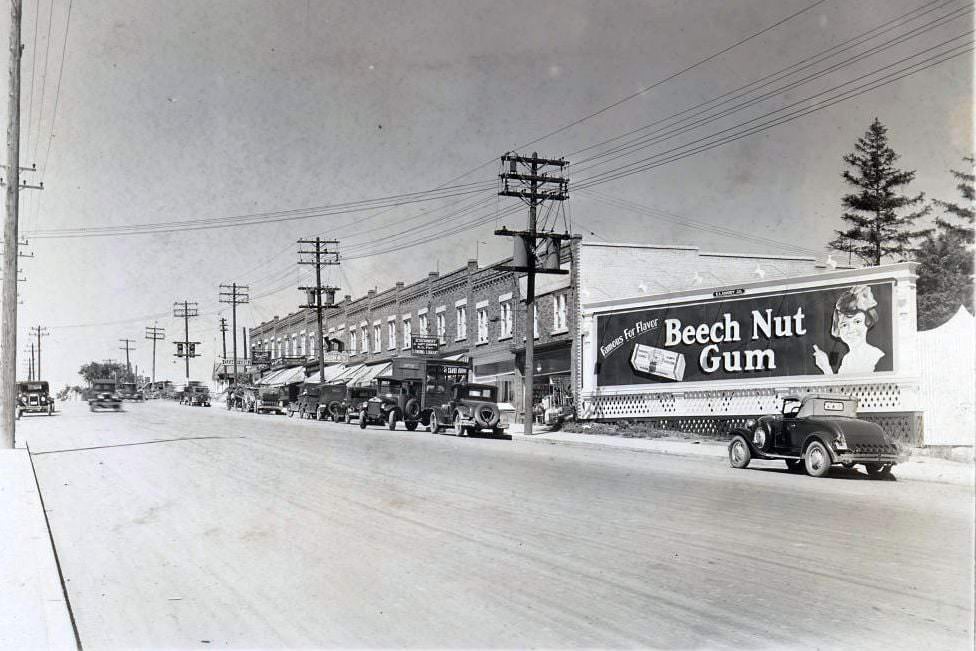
[308,335,315,357]
[388,322,396,350]
[499,378,515,403]
[402,319,412,350]
[553,293,568,332]
[477,308,489,344]
[499,300,513,339]
[456,305,467,340]
[436,312,446,343]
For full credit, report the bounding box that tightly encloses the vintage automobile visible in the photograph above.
[16,381,55,417]
[255,388,287,415]
[88,379,123,412]
[728,394,906,478]
[358,377,411,429]
[118,382,144,402]
[183,385,211,407]
[295,383,323,420]
[427,382,509,437]
[342,385,377,423]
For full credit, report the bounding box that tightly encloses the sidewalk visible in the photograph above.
[0,449,77,650]
[508,425,976,486]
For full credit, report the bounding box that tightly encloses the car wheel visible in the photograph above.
[430,416,440,435]
[387,409,398,430]
[344,412,351,424]
[359,412,367,430]
[405,421,418,431]
[865,463,893,479]
[785,459,804,473]
[804,441,831,478]
[453,413,466,437]
[729,436,751,469]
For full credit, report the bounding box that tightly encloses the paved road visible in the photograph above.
[20,400,974,649]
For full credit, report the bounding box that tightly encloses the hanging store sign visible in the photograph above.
[411,335,440,356]
[596,282,894,386]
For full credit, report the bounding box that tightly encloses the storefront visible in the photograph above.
[578,263,922,443]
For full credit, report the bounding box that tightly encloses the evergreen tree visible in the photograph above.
[932,156,974,243]
[915,156,975,330]
[829,118,930,265]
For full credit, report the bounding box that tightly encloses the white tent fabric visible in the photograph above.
[256,366,306,386]
[328,364,365,385]
[255,368,288,386]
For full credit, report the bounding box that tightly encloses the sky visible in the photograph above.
[0,0,971,388]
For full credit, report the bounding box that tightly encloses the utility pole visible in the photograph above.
[173,301,200,381]
[145,324,165,386]
[119,338,136,380]
[218,317,228,359]
[496,152,570,436]
[218,284,250,387]
[28,325,48,378]
[1,0,23,448]
[241,327,247,363]
[298,238,339,381]
[25,342,33,381]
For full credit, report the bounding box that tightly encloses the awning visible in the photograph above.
[256,366,306,386]
[349,362,391,387]
[305,364,349,384]
[328,363,366,385]
[443,352,468,362]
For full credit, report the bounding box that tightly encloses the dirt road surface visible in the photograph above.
[19,400,974,649]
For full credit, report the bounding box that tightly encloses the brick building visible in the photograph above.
[248,238,834,420]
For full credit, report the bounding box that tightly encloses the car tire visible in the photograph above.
[404,398,421,421]
[729,436,751,469]
[405,421,418,431]
[387,409,398,431]
[785,459,804,473]
[865,463,893,479]
[804,440,831,478]
[453,413,466,437]
[430,416,440,435]
[359,412,367,430]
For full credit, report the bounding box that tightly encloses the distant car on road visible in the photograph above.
[118,382,144,402]
[182,385,211,407]
[16,380,54,417]
[88,379,123,412]
[728,394,906,478]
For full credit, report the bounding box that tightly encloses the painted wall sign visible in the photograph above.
[596,282,894,386]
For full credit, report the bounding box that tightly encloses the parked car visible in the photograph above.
[118,382,144,402]
[182,385,211,407]
[728,394,906,478]
[16,381,54,417]
[256,388,287,415]
[343,386,377,423]
[427,382,508,437]
[295,384,323,419]
[359,377,409,429]
[88,379,123,412]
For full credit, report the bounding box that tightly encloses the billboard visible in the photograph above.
[596,282,894,387]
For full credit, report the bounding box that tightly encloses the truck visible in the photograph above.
[88,378,123,412]
[16,380,54,417]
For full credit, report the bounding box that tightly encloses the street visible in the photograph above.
[17,400,974,649]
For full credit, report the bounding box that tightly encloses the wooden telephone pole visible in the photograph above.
[298,238,340,381]
[218,284,249,386]
[218,317,228,359]
[28,326,48,379]
[145,323,165,386]
[119,338,136,380]
[496,152,570,436]
[173,301,200,381]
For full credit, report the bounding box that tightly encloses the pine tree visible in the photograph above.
[932,156,974,243]
[829,118,931,265]
[915,156,974,330]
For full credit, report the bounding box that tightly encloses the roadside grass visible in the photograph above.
[560,419,708,441]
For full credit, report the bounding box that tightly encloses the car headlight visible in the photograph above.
[833,432,847,450]
[745,419,756,429]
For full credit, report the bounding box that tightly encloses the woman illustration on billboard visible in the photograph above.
[812,285,885,375]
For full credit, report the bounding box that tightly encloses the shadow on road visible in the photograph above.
[750,466,898,481]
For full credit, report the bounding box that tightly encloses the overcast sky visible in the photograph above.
[1,0,971,388]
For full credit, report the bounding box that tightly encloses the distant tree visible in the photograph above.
[915,156,975,330]
[78,361,127,386]
[829,118,931,265]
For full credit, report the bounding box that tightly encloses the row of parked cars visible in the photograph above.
[226,357,510,437]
